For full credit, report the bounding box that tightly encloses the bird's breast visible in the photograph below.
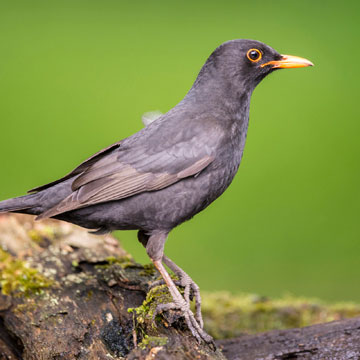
[176,141,244,215]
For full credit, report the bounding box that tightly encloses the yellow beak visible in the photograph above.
[261,54,314,69]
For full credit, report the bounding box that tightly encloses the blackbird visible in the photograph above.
[0,39,313,343]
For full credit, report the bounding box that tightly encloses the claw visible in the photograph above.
[148,258,212,345]
[153,301,214,345]
[151,257,205,330]
[153,302,178,321]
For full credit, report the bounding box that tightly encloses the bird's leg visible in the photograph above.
[141,231,213,345]
[138,231,203,328]
[162,256,203,328]
[148,256,203,327]
[152,259,213,343]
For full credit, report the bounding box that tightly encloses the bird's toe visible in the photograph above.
[152,299,213,346]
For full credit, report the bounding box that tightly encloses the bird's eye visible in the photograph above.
[247,49,262,63]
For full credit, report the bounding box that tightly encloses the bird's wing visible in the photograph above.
[37,119,221,219]
[28,141,122,193]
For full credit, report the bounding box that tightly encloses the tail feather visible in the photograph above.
[0,194,37,214]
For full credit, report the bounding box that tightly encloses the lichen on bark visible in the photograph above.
[0,248,52,296]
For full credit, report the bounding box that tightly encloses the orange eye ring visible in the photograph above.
[247,49,262,63]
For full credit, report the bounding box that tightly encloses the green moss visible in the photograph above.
[138,335,168,350]
[27,226,56,243]
[128,285,174,346]
[127,273,185,345]
[139,263,157,276]
[106,255,134,265]
[86,290,93,300]
[95,255,136,270]
[13,301,37,314]
[27,229,42,243]
[201,291,360,339]
[128,285,173,326]
[0,248,52,297]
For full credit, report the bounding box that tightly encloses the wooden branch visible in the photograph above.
[218,317,360,359]
[0,214,359,360]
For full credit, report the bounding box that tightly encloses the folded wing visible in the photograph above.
[36,136,218,219]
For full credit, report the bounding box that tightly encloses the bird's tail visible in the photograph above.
[0,193,38,214]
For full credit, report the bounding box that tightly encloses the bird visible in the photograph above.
[0,39,313,344]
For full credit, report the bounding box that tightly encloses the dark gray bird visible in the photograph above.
[0,39,313,343]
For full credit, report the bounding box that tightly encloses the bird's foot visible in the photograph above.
[149,257,213,346]
[153,298,214,346]
[149,274,203,329]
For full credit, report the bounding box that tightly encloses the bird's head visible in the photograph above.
[193,39,313,96]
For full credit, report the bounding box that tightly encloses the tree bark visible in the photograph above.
[0,214,359,360]
[0,214,225,359]
[218,317,360,360]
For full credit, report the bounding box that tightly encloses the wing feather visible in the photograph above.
[37,155,214,220]
[36,115,223,220]
[28,142,121,193]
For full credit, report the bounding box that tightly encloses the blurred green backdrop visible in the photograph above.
[0,0,359,302]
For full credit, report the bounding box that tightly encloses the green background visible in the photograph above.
[0,1,359,302]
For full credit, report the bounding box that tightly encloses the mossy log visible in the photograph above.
[0,214,360,360]
[0,214,225,359]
